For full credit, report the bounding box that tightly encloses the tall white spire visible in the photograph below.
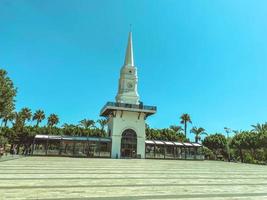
[124,32,134,67]
[116,31,139,105]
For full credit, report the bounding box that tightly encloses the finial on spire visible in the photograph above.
[124,31,134,67]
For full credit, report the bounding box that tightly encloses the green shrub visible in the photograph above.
[202,146,215,160]
[243,152,256,164]
[0,135,8,147]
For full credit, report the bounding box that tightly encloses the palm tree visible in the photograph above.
[224,127,232,137]
[13,112,23,128]
[20,107,32,125]
[62,123,70,129]
[251,123,267,133]
[11,111,31,154]
[224,127,232,162]
[97,119,108,137]
[190,127,207,143]
[32,110,45,127]
[2,112,15,127]
[47,114,59,127]
[12,111,28,131]
[79,119,95,129]
[180,113,192,138]
[169,125,183,133]
[62,123,78,136]
[97,119,108,131]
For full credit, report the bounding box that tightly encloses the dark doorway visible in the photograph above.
[121,129,137,158]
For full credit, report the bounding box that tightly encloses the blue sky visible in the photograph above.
[1,0,267,138]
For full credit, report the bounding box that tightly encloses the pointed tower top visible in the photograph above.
[124,32,134,67]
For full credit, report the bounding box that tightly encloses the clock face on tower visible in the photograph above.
[127,82,133,89]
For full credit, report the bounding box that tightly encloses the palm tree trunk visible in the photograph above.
[17,144,21,155]
[184,123,187,138]
[239,148,243,163]
[251,148,256,160]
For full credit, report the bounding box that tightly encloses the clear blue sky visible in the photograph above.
[1,0,267,138]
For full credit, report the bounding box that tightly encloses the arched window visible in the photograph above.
[121,129,137,158]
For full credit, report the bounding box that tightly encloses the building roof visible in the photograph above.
[145,140,155,144]
[145,140,202,147]
[192,143,202,147]
[35,135,111,142]
[164,141,175,145]
[183,142,194,147]
[34,135,202,147]
[173,142,184,146]
[154,140,165,145]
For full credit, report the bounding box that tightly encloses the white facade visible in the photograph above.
[107,111,146,158]
[100,32,156,159]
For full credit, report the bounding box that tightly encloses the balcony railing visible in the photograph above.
[104,101,157,111]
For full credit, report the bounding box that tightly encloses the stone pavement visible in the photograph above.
[0,157,267,199]
[0,154,21,162]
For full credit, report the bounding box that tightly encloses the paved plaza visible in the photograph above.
[0,157,267,200]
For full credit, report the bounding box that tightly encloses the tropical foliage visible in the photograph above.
[190,127,206,143]
[180,113,192,138]
[230,129,267,164]
[0,115,109,154]
[202,134,227,158]
[47,114,59,127]
[0,69,109,154]
[0,68,266,165]
[201,127,267,164]
[0,69,17,126]
[79,119,95,129]
[32,110,45,127]
[146,126,187,142]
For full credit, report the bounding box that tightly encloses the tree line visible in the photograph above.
[0,106,108,154]
[0,68,266,164]
[0,68,207,153]
[146,114,206,143]
[202,125,267,164]
[0,69,109,154]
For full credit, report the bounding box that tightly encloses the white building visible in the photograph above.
[100,32,156,158]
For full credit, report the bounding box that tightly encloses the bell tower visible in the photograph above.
[100,32,156,159]
[116,32,139,104]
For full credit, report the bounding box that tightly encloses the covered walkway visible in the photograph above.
[145,140,203,160]
[32,135,111,158]
[32,135,203,160]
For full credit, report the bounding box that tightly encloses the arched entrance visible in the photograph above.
[121,129,137,158]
